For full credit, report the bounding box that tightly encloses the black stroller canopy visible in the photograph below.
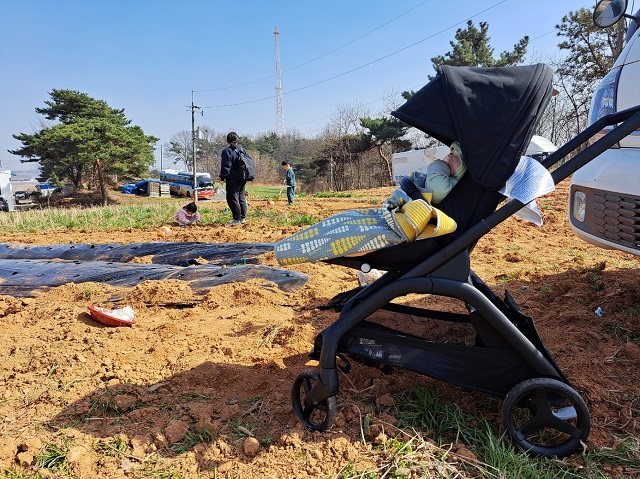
[392,63,554,189]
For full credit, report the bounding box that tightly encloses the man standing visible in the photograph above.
[281,161,296,205]
[220,132,247,226]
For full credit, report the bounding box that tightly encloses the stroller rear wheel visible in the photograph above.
[501,377,590,457]
[291,370,337,432]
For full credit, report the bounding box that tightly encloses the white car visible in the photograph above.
[569,0,640,255]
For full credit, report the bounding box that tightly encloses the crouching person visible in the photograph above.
[175,202,200,227]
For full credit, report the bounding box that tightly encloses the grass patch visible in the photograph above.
[87,388,139,416]
[143,469,181,479]
[180,392,212,400]
[0,468,44,478]
[140,459,182,479]
[582,437,640,472]
[339,429,494,478]
[0,200,248,232]
[495,271,522,283]
[78,283,103,301]
[312,191,358,198]
[170,427,213,454]
[246,185,281,199]
[94,434,128,456]
[587,273,605,292]
[537,283,552,297]
[391,386,639,479]
[0,202,178,232]
[287,213,317,226]
[35,439,73,475]
[88,390,122,416]
[0,187,341,233]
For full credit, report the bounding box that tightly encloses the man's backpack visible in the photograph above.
[231,147,255,182]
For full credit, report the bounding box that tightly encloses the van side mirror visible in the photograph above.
[593,0,627,27]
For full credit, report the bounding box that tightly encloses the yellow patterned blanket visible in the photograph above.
[275,189,457,266]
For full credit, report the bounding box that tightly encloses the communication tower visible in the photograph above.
[274,26,285,136]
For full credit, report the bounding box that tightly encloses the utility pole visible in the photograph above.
[191,91,201,202]
[274,27,284,136]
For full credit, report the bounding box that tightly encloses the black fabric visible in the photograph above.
[219,146,237,180]
[231,147,255,182]
[337,321,537,397]
[392,64,554,188]
[0,260,309,297]
[225,178,247,221]
[0,242,274,266]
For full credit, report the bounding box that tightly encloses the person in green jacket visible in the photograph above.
[425,142,466,204]
[281,161,296,205]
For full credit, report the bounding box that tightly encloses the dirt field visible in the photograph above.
[0,180,638,478]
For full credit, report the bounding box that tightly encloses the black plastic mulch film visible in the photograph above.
[0,242,308,297]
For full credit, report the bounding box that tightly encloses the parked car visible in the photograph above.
[0,196,8,212]
[14,190,32,204]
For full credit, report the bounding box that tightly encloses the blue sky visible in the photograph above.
[0,0,596,177]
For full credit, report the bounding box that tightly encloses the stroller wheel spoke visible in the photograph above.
[291,370,337,432]
[502,378,590,457]
[301,377,313,394]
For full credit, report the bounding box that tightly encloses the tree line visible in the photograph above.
[8,8,624,204]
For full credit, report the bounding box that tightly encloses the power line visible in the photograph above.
[202,0,508,109]
[295,80,427,133]
[193,0,434,93]
[279,0,434,75]
[529,30,555,43]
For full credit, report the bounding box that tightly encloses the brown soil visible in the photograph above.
[1,180,638,478]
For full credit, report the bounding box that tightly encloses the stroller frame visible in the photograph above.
[291,74,640,457]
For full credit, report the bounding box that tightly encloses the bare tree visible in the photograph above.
[194,126,226,179]
[326,101,371,137]
[164,131,193,171]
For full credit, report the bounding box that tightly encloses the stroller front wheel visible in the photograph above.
[501,377,590,457]
[291,369,337,432]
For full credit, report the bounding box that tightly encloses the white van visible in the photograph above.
[569,0,640,255]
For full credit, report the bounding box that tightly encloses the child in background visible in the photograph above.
[175,202,200,227]
[281,161,296,205]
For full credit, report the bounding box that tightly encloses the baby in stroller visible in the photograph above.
[279,62,640,457]
[414,141,466,204]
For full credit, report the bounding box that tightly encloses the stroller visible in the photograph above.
[290,63,640,457]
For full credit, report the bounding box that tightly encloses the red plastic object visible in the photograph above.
[88,305,136,327]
